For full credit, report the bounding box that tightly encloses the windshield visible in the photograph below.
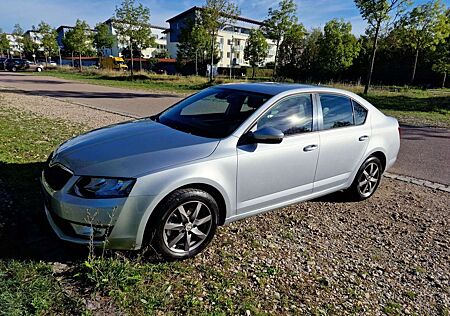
[157,88,271,138]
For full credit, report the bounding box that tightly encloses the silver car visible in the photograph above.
[41,83,400,259]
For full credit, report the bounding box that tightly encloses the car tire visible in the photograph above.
[11,66,17,72]
[347,156,383,201]
[36,67,42,72]
[150,188,219,260]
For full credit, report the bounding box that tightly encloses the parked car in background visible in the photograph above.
[0,57,7,70]
[41,83,400,260]
[5,59,45,72]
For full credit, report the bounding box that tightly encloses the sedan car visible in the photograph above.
[5,58,44,72]
[41,83,400,259]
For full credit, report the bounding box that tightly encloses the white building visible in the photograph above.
[165,7,276,69]
[6,34,23,57]
[102,19,168,58]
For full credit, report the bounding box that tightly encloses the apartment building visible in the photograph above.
[5,34,23,57]
[165,6,276,70]
[102,19,168,58]
[56,25,96,52]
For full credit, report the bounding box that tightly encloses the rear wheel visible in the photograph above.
[150,188,218,260]
[347,156,382,201]
[11,66,17,72]
[36,67,42,72]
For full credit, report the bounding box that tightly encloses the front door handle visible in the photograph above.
[303,144,318,152]
[359,135,369,141]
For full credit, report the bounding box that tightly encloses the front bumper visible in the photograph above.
[41,172,154,250]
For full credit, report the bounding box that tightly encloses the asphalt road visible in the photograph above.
[1,72,449,185]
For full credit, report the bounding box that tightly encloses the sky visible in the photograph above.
[0,0,431,36]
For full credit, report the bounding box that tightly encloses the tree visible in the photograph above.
[0,30,9,57]
[38,21,58,66]
[318,19,360,79]
[12,24,24,57]
[432,35,450,87]
[298,28,322,80]
[277,23,306,80]
[201,0,240,81]
[261,0,298,77]
[398,0,450,84]
[93,23,115,60]
[177,21,210,75]
[355,0,410,93]
[134,26,156,71]
[21,34,40,60]
[64,20,93,71]
[114,0,152,77]
[244,29,269,78]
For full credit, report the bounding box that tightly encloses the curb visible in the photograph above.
[385,172,450,193]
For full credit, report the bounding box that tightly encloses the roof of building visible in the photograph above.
[166,6,264,26]
[56,25,96,32]
[103,18,168,31]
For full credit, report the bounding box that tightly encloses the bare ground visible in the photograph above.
[0,90,449,315]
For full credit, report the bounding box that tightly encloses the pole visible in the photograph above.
[229,35,233,80]
[58,46,62,66]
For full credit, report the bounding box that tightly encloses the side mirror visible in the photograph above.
[242,127,284,144]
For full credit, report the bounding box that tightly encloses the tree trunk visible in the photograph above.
[210,33,214,82]
[443,72,447,88]
[79,53,82,72]
[139,49,142,72]
[252,66,255,79]
[45,54,48,68]
[273,39,280,78]
[411,48,419,85]
[71,52,74,67]
[195,50,198,76]
[364,23,380,95]
[130,41,134,79]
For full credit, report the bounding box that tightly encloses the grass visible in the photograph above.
[0,103,283,314]
[33,67,450,128]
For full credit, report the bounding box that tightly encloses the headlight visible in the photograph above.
[73,177,135,198]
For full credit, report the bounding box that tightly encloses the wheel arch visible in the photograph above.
[138,181,229,249]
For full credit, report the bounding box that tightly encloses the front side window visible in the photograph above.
[319,94,354,130]
[157,88,271,138]
[257,94,313,136]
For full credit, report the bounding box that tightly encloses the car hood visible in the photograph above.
[53,119,219,177]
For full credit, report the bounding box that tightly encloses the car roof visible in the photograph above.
[219,82,319,96]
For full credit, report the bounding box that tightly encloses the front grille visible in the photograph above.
[43,158,72,191]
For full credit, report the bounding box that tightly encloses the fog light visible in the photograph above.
[71,223,107,238]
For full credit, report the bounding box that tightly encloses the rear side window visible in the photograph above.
[319,94,354,130]
[352,100,368,125]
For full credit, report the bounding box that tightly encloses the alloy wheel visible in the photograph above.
[163,201,213,254]
[357,162,380,197]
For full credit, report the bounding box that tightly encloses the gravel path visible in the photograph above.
[1,90,449,315]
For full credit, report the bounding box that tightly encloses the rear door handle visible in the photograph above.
[359,135,369,141]
[303,144,318,152]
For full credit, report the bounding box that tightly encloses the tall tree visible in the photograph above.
[355,0,410,93]
[37,21,58,66]
[0,29,9,57]
[277,23,306,80]
[431,33,450,87]
[201,0,240,81]
[114,0,152,77]
[93,23,115,60]
[318,19,360,79]
[298,28,322,80]
[244,29,269,78]
[398,0,450,84]
[177,21,210,75]
[134,25,155,71]
[12,24,24,57]
[21,34,40,60]
[261,0,298,77]
[64,20,93,71]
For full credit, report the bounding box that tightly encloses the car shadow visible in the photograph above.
[0,161,88,262]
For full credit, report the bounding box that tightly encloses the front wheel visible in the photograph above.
[150,188,219,260]
[36,67,42,72]
[11,66,17,72]
[347,156,383,201]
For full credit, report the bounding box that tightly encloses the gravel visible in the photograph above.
[1,90,449,315]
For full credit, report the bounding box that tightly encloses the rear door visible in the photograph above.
[313,94,370,193]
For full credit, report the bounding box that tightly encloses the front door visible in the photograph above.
[236,94,320,215]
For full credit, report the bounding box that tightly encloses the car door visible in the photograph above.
[313,94,371,193]
[236,93,320,215]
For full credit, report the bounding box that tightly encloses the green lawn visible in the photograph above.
[34,69,450,128]
[0,104,287,315]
